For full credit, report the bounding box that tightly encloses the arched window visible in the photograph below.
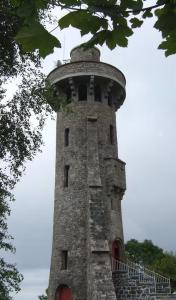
[55,285,72,300]
[110,125,114,145]
[78,84,87,101]
[64,165,70,187]
[94,85,101,102]
[65,128,69,147]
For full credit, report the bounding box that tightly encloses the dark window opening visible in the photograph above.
[94,85,101,102]
[78,84,87,101]
[66,87,71,101]
[61,250,68,270]
[64,165,70,187]
[65,128,69,147]
[108,93,112,106]
[53,90,57,97]
[111,199,113,210]
[110,125,114,145]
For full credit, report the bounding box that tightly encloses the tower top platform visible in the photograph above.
[47,46,126,111]
[48,46,126,88]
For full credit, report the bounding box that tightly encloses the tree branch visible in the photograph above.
[58,2,166,16]
[125,3,165,14]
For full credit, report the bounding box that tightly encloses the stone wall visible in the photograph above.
[47,47,126,300]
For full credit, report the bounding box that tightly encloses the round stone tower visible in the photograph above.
[47,46,126,300]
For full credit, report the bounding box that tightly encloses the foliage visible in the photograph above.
[153,253,176,281]
[0,0,40,78]
[0,0,54,298]
[0,259,23,300]
[39,296,48,300]
[125,239,165,266]
[9,0,176,57]
[0,70,53,298]
[38,290,48,300]
[125,239,176,283]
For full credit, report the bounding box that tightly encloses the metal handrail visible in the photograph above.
[127,259,170,285]
[112,258,154,283]
[112,258,171,294]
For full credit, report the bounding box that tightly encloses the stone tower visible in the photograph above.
[47,46,126,300]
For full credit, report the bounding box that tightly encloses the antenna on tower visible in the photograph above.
[62,33,70,64]
[63,33,66,61]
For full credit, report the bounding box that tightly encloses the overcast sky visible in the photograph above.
[5,13,176,300]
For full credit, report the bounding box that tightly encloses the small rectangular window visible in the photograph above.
[64,165,70,187]
[110,125,114,144]
[108,94,112,106]
[61,250,68,270]
[78,84,87,101]
[65,128,69,146]
[94,85,101,102]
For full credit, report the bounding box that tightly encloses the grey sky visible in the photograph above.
[5,16,176,300]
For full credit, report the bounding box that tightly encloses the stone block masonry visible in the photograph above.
[47,46,126,300]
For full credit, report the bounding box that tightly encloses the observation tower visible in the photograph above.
[47,46,126,300]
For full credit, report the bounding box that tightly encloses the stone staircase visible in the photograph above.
[112,259,176,300]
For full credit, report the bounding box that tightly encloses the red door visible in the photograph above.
[112,241,120,260]
[56,287,72,300]
[112,241,121,271]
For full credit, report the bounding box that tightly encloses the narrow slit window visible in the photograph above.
[94,85,101,102]
[66,87,71,101]
[78,84,87,101]
[65,128,69,147]
[108,93,112,106]
[61,250,68,270]
[110,125,114,145]
[64,165,70,187]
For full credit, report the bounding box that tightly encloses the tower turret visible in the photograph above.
[47,46,126,300]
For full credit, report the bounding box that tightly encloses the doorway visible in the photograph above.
[112,240,121,261]
[112,240,122,271]
[55,285,72,300]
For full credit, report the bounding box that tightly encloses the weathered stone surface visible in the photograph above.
[112,265,174,300]
[47,47,126,300]
[70,46,100,62]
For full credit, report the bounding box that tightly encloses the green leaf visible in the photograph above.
[114,15,128,26]
[116,25,133,37]
[156,0,166,5]
[84,30,109,48]
[34,0,49,9]
[59,0,81,5]
[155,7,165,17]
[158,36,176,57]
[112,29,128,48]
[143,9,153,18]
[120,0,143,10]
[59,10,108,35]
[16,21,61,58]
[83,26,130,50]
[107,35,128,49]
[154,6,176,38]
[130,17,143,28]
[83,0,117,6]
